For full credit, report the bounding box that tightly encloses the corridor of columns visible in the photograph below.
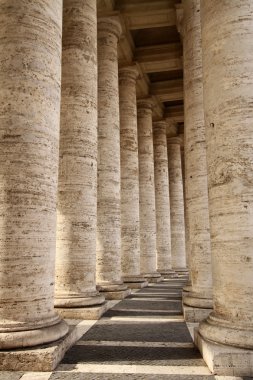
[0,0,253,378]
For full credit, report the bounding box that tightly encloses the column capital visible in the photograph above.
[167,136,182,145]
[98,17,122,40]
[119,64,139,82]
[137,97,154,113]
[153,119,167,129]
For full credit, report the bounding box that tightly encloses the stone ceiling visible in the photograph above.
[97,0,184,131]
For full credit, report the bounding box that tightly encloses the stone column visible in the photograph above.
[195,1,253,375]
[153,120,173,275]
[167,137,187,272]
[137,99,162,282]
[119,66,148,289]
[54,0,106,319]
[182,0,213,322]
[96,17,130,299]
[0,0,68,351]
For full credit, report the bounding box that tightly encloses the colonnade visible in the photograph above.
[0,0,253,376]
[0,0,186,355]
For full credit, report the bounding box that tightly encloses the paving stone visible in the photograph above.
[62,345,206,366]
[104,309,183,318]
[77,321,192,343]
[0,373,23,380]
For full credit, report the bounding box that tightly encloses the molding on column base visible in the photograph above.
[0,320,69,350]
[183,303,212,322]
[195,328,253,376]
[182,290,213,309]
[173,267,189,275]
[158,269,178,278]
[122,275,148,289]
[54,293,105,308]
[55,301,109,320]
[97,282,131,299]
[144,273,164,283]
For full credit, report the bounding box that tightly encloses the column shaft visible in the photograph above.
[96,18,129,298]
[137,99,161,281]
[167,138,187,271]
[119,66,146,286]
[0,0,68,349]
[198,0,253,349]
[55,0,105,312]
[153,121,172,274]
[182,0,212,313]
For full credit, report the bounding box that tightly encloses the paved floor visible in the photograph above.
[0,276,251,380]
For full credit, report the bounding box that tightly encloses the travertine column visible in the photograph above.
[167,137,187,271]
[137,99,162,282]
[119,66,147,288]
[97,18,130,299]
[54,0,105,317]
[0,0,68,349]
[153,120,173,274]
[197,0,253,356]
[182,0,212,319]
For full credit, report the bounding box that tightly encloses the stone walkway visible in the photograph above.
[0,277,250,380]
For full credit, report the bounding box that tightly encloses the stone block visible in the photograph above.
[102,288,131,300]
[0,320,96,371]
[195,328,253,376]
[124,281,148,289]
[55,302,109,320]
[183,304,211,322]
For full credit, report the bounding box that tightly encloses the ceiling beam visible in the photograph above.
[151,79,183,102]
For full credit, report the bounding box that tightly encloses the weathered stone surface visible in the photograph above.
[195,329,253,376]
[182,0,212,315]
[0,0,68,349]
[119,65,142,281]
[137,99,160,280]
[55,0,105,311]
[96,17,127,296]
[197,0,253,364]
[167,138,187,270]
[153,120,172,273]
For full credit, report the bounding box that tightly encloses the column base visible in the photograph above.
[55,301,109,320]
[143,272,163,283]
[195,328,253,376]
[54,293,105,308]
[173,267,189,276]
[183,303,212,323]
[0,319,69,350]
[158,269,178,278]
[0,320,92,371]
[97,282,131,300]
[123,275,148,289]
